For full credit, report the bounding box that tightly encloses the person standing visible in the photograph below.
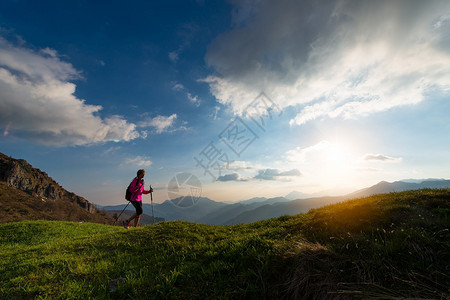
[123,169,152,229]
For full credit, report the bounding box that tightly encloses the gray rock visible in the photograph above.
[0,152,97,214]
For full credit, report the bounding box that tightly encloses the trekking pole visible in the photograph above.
[150,185,155,224]
[114,202,130,225]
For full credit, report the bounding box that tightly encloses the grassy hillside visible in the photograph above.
[0,182,114,224]
[1,189,449,299]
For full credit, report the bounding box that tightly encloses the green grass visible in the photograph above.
[1,189,449,299]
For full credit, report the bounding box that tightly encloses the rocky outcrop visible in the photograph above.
[0,152,97,213]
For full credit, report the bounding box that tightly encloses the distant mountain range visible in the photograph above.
[2,151,448,226]
[348,179,450,198]
[102,179,450,225]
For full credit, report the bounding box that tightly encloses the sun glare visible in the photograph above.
[326,144,347,164]
[296,140,358,188]
[321,143,352,177]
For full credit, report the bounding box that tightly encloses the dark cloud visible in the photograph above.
[217,173,248,182]
[217,168,302,182]
[204,0,450,124]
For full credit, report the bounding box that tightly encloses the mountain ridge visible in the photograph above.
[227,179,450,224]
[0,152,114,224]
[102,179,450,225]
[348,179,450,199]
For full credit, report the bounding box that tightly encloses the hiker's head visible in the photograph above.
[137,169,145,179]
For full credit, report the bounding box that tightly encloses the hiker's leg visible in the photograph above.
[128,201,142,225]
[128,213,137,223]
[133,201,143,227]
[134,215,141,227]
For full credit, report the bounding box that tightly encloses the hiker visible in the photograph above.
[123,169,152,229]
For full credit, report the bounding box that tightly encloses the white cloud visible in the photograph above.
[433,12,450,29]
[0,37,140,146]
[40,47,58,58]
[286,141,331,163]
[140,130,148,139]
[210,105,221,120]
[123,156,152,167]
[204,0,450,125]
[187,92,200,106]
[138,114,178,134]
[227,160,254,171]
[171,81,201,107]
[172,82,185,91]
[362,154,402,163]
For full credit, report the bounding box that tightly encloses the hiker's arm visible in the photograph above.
[142,186,153,194]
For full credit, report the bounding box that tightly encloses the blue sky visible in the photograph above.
[0,0,449,205]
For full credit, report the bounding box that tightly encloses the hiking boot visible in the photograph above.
[122,220,129,229]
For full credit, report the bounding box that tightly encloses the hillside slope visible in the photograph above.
[0,182,113,224]
[0,152,97,213]
[0,152,114,224]
[1,189,449,299]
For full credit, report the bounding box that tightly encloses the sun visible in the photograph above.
[320,142,358,185]
[286,139,362,190]
[298,140,357,187]
[326,144,348,163]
